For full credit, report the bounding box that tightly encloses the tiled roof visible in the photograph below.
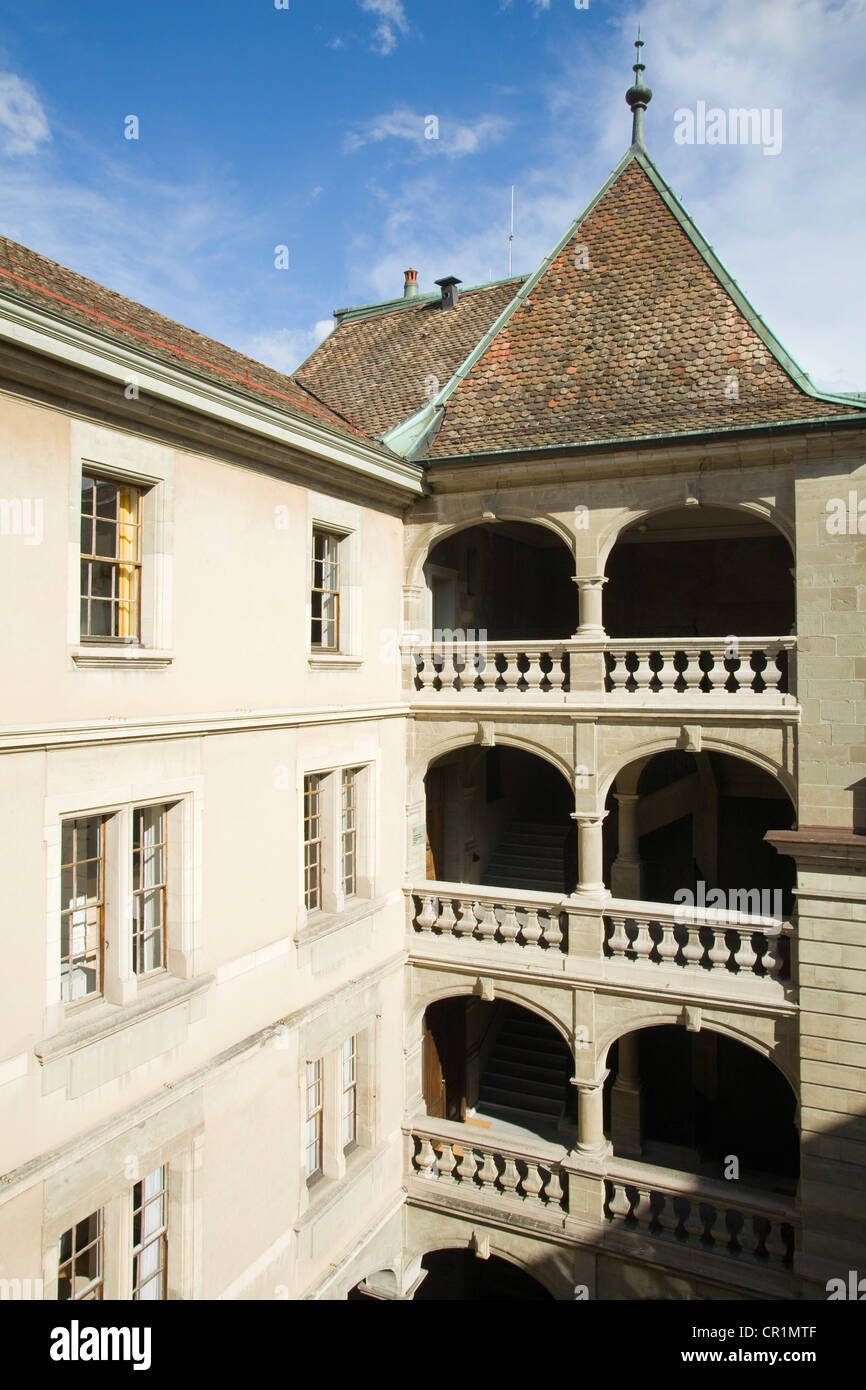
[0,235,367,443]
[295,278,526,438]
[425,155,863,458]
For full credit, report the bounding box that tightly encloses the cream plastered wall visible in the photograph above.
[0,398,406,729]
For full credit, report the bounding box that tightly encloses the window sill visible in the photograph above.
[295,895,387,948]
[71,645,173,670]
[36,973,213,1065]
[307,653,363,671]
[294,1143,381,1232]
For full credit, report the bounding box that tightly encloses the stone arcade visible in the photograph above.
[0,44,864,1301]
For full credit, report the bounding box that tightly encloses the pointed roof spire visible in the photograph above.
[625,29,652,149]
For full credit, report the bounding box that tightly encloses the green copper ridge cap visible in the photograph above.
[382,142,864,460]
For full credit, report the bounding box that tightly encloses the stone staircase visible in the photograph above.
[477,1005,572,1131]
[481,820,570,893]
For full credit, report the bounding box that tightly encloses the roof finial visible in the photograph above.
[625,28,652,149]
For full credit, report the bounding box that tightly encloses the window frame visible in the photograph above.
[304,1058,324,1182]
[310,527,342,651]
[131,1164,169,1301]
[341,1035,358,1153]
[60,815,108,1008]
[79,472,144,644]
[57,1209,104,1302]
[132,804,169,979]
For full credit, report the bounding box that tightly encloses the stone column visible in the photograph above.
[571,811,609,896]
[610,1033,642,1158]
[574,1074,609,1157]
[610,793,644,900]
[572,575,608,637]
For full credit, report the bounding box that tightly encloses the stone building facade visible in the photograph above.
[0,68,864,1301]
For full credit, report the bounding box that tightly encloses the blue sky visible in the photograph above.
[0,0,863,391]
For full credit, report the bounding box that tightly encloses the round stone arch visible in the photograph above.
[411,729,576,807]
[596,1010,799,1096]
[408,977,574,1057]
[597,733,797,808]
[406,512,576,592]
[400,1230,573,1300]
[596,499,795,574]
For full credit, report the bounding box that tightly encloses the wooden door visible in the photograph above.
[423,1023,446,1118]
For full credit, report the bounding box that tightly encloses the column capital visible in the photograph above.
[571,574,608,590]
[570,810,609,826]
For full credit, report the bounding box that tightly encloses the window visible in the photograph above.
[341,1036,358,1151]
[60,816,106,1004]
[341,769,359,898]
[58,1210,103,1300]
[132,1166,168,1300]
[304,775,324,911]
[80,474,143,641]
[305,1060,324,1180]
[311,528,341,649]
[132,806,168,976]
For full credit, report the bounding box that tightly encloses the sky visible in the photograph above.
[0,0,863,392]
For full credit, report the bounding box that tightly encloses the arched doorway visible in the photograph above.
[425,521,576,640]
[606,1026,798,1190]
[422,998,575,1143]
[425,745,577,891]
[605,750,796,914]
[604,505,794,639]
[413,1249,554,1300]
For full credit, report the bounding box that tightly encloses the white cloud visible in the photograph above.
[247,320,334,374]
[345,106,509,158]
[345,0,866,392]
[359,0,409,55]
[0,73,50,156]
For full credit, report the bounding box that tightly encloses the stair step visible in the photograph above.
[482,1071,565,1099]
[477,1088,562,1118]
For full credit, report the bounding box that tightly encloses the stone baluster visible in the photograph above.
[545,911,565,951]
[521,909,543,947]
[734,929,758,973]
[524,651,545,690]
[656,645,680,691]
[451,899,473,938]
[762,1219,791,1264]
[631,648,655,689]
[657,919,679,965]
[681,925,704,969]
[438,897,458,934]
[437,1143,457,1180]
[632,915,655,961]
[772,646,787,693]
[500,651,523,692]
[762,931,786,977]
[457,1146,478,1183]
[500,1157,520,1198]
[546,1168,564,1208]
[473,900,498,942]
[607,1182,632,1222]
[521,1162,544,1203]
[415,895,439,932]
[477,1150,499,1192]
[606,649,624,690]
[682,1198,708,1245]
[707,924,730,971]
[415,1137,436,1179]
[607,915,631,957]
[498,902,520,943]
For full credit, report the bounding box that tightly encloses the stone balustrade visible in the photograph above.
[408,1118,567,1212]
[408,883,568,952]
[603,900,793,979]
[408,640,569,694]
[403,636,796,701]
[604,637,795,696]
[604,1160,798,1267]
